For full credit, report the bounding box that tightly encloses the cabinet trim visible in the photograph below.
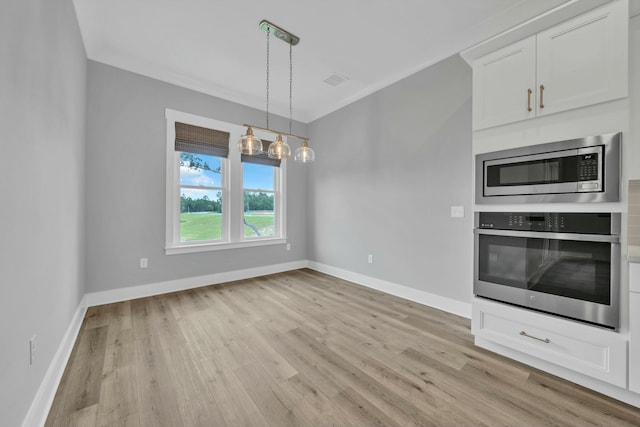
[460,0,612,65]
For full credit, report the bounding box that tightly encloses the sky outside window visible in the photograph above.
[179,154,221,198]
[243,162,274,190]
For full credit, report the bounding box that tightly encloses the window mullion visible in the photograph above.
[221,157,230,242]
[228,130,243,243]
[278,158,286,238]
[180,184,223,191]
[242,189,275,194]
[173,152,182,245]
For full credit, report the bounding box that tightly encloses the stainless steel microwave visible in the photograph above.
[476,132,621,204]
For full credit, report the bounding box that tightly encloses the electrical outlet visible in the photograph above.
[367,254,374,264]
[30,335,37,365]
[286,243,291,251]
[139,258,148,268]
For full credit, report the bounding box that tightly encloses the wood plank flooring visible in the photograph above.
[45,269,640,426]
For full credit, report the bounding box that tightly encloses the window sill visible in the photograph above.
[165,237,287,255]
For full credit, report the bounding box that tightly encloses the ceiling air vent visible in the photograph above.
[323,73,350,87]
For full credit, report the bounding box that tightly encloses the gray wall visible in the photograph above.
[307,54,473,304]
[0,1,87,426]
[85,61,308,293]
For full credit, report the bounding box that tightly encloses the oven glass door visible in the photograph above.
[477,234,611,304]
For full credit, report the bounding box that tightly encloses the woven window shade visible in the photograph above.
[241,142,281,167]
[175,122,230,158]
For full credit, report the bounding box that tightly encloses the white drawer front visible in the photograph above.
[472,299,627,387]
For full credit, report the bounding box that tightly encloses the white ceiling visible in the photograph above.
[72,0,572,123]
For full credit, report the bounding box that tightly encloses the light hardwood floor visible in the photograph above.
[45,269,640,426]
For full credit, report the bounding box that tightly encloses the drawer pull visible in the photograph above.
[520,330,550,343]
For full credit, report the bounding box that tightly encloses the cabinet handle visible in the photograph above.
[520,330,550,343]
[527,88,532,112]
[539,84,545,109]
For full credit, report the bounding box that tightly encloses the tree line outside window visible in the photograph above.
[180,191,274,213]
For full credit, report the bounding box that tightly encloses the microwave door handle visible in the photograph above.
[474,228,620,243]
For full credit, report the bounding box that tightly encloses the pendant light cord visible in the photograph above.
[289,43,293,135]
[266,30,270,130]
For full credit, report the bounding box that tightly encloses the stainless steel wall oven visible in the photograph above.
[474,212,621,329]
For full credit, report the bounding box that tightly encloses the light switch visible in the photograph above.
[451,206,464,218]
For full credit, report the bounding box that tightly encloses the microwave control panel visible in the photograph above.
[576,145,603,192]
[578,153,599,182]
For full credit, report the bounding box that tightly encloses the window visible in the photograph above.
[165,109,286,254]
[242,152,281,238]
[180,153,224,242]
[175,121,228,243]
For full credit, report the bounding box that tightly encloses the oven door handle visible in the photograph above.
[474,228,620,243]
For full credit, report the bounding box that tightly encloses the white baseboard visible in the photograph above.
[85,259,471,318]
[22,296,88,427]
[85,260,309,307]
[307,261,472,319]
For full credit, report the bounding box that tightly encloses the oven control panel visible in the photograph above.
[478,212,612,234]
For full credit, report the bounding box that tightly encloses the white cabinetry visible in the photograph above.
[472,0,628,130]
[630,264,640,393]
[472,298,627,387]
[536,1,628,117]
[472,37,536,130]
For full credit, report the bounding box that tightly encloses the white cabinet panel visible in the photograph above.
[472,299,627,387]
[630,262,640,293]
[536,0,628,117]
[630,292,640,393]
[473,36,536,130]
[631,262,640,394]
[471,0,628,130]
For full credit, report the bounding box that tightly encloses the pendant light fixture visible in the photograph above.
[267,133,291,159]
[294,139,315,163]
[237,125,262,155]
[238,20,315,163]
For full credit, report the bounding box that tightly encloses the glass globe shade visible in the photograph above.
[238,127,262,155]
[267,135,291,159]
[294,144,315,163]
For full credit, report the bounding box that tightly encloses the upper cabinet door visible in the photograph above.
[473,36,536,130]
[536,0,628,117]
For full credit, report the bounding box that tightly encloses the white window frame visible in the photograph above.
[165,109,287,255]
